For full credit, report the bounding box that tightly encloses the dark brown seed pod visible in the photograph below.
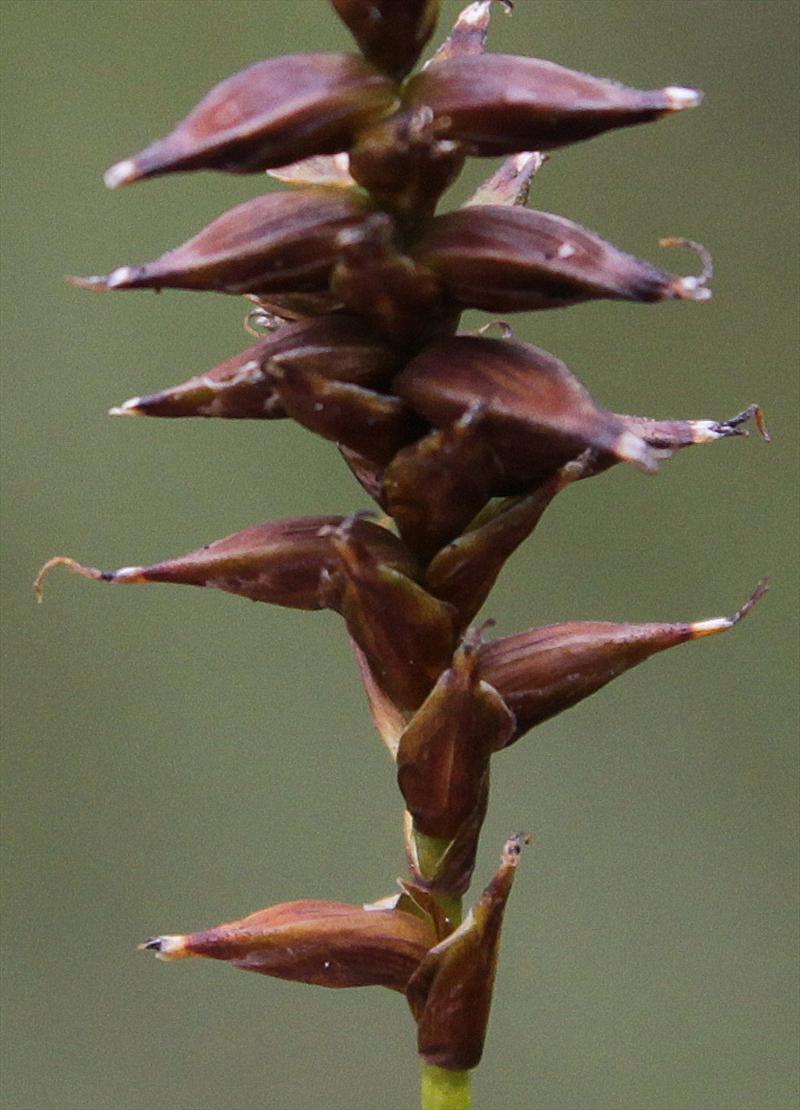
[409,207,712,312]
[407,53,701,156]
[394,335,658,489]
[109,315,399,419]
[70,189,374,297]
[406,834,529,1069]
[141,898,435,992]
[331,0,441,79]
[104,55,398,188]
[34,515,418,611]
[477,580,769,746]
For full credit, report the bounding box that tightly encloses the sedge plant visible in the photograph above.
[37,3,768,1107]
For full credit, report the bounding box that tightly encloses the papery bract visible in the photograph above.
[397,633,514,839]
[406,834,528,1069]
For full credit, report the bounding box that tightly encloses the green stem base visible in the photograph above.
[421,1064,473,1110]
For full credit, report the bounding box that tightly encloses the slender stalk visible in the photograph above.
[413,827,473,1108]
[421,1064,473,1110]
[413,829,464,927]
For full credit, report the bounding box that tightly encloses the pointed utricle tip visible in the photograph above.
[461,0,493,26]
[108,396,144,416]
[138,934,189,960]
[673,277,713,303]
[105,266,138,289]
[663,86,703,111]
[691,405,770,444]
[68,266,140,292]
[615,429,660,474]
[660,237,713,301]
[103,158,139,190]
[33,556,104,602]
[500,832,531,870]
[690,577,769,639]
[462,618,497,653]
[67,274,113,292]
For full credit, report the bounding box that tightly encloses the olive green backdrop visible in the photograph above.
[2,1,798,1108]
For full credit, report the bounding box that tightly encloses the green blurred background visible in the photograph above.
[2,2,798,1107]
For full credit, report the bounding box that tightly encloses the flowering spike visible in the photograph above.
[70,189,373,297]
[465,151,548,208]
[331,0,441,79]
[406,53,701,156]
[410,207,713,313]
[103,55,398,186]
[406,834,529,1069]
[478,581,769,745]
[141,898,436,991]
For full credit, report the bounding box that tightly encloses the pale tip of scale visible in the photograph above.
[664,86,703,110]
[103,159,138,190]
[108,397,142,416]
[138,935,189,960]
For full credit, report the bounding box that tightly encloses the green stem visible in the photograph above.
[413,829,463,926]
[421,1064,473,1110]
[413,827,473,1108]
